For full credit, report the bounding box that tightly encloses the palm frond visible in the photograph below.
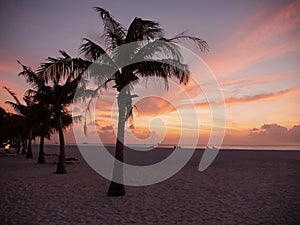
[127,59,189,89]
[17,61,45,89]
[164,31,209,53]
[132,40,182,62]
[88,62,117,85]
[80,38,107,61]
[56,74,83,107]
[24,89,38,99]
[5,101,25,115]
[37,51,90,84]
[3,87,22,106]
[126,17,162,43]
[94,7,126,48]
[59,50,71,59]
[73,86,98,103]
[61,113,73,130]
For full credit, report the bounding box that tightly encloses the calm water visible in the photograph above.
[68,143,300,151]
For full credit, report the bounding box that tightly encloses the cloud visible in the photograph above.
[219,73,290,90]
[134,96,176,116]
[206,0,300,78]
[129,124,135,130]
[289,125,300,140]
[130,128,151,140]
[182,85,300,109]
[99,125,114,133]
[258,124,288,135]
[127,123,152,140]
[225,86,300,104]
[97,125,116,143]
[249,123,300,144]
[239,0,300,47]
[87,121,100,126]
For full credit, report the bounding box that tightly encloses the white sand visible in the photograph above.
[1,145,300,224]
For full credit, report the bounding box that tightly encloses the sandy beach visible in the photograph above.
[1,145,299,225]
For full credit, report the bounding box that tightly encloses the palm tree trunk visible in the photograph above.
[56,114,66,174]
[107,91,126,196]
[21,137,27,155]
[16,135,21,154]
[26,129,33,158]
[37,134,46,164]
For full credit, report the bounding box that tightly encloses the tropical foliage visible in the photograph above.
[77,7,208,196]
[0,7,208,195]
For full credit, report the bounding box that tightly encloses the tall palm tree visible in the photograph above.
[78,7,209,196]
[18,61,54,164]
[17,58,85,171]
[36,51,87,174]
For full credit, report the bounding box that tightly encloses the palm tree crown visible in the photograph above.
[76,7,209,196]
[80,7,208,93]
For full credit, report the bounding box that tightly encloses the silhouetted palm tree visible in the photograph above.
[0,107,10,144]
[36,51,87,173]
[4,87,42,158]
[17,61,54,163]
[0,107,13,146]
[0,108,24,151]
[78,7,209,196]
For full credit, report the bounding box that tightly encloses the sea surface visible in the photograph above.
[45,143,300,151]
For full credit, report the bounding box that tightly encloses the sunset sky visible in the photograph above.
[0,0,299,146]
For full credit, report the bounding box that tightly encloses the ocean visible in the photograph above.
[55,143,300,151]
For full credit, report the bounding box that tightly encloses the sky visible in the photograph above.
[0,0,299,146]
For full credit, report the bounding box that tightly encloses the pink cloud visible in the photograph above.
[249,123,300,144]
[240,0,300,47]
[225,85,300,105]
[134,96,176,116]
[206,0,300,78]
[99,125,114,133]
[182,85,300,109]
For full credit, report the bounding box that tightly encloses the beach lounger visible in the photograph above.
[0,149,18,157]
[44,153,78,163]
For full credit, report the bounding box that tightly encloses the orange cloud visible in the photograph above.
[219,73,288,88]
[225,85,300,105]
[134,96,176,116]
[181,85,300,109]
[128,124,151,140]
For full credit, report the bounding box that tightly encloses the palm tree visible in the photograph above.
[9,112,28,154]
[0,107,14,147]
[0,108,14,148]
[4,87,42,158]
[35,105,53,164]
[0,107,11,145]
[17,58,85,171]
[77,7,209,196]
[36,51,87,174]
[17,61,54,164]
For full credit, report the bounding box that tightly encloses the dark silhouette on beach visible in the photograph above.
[75,7,208,196]
[3,54,85,173]
[1,6,208,196]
